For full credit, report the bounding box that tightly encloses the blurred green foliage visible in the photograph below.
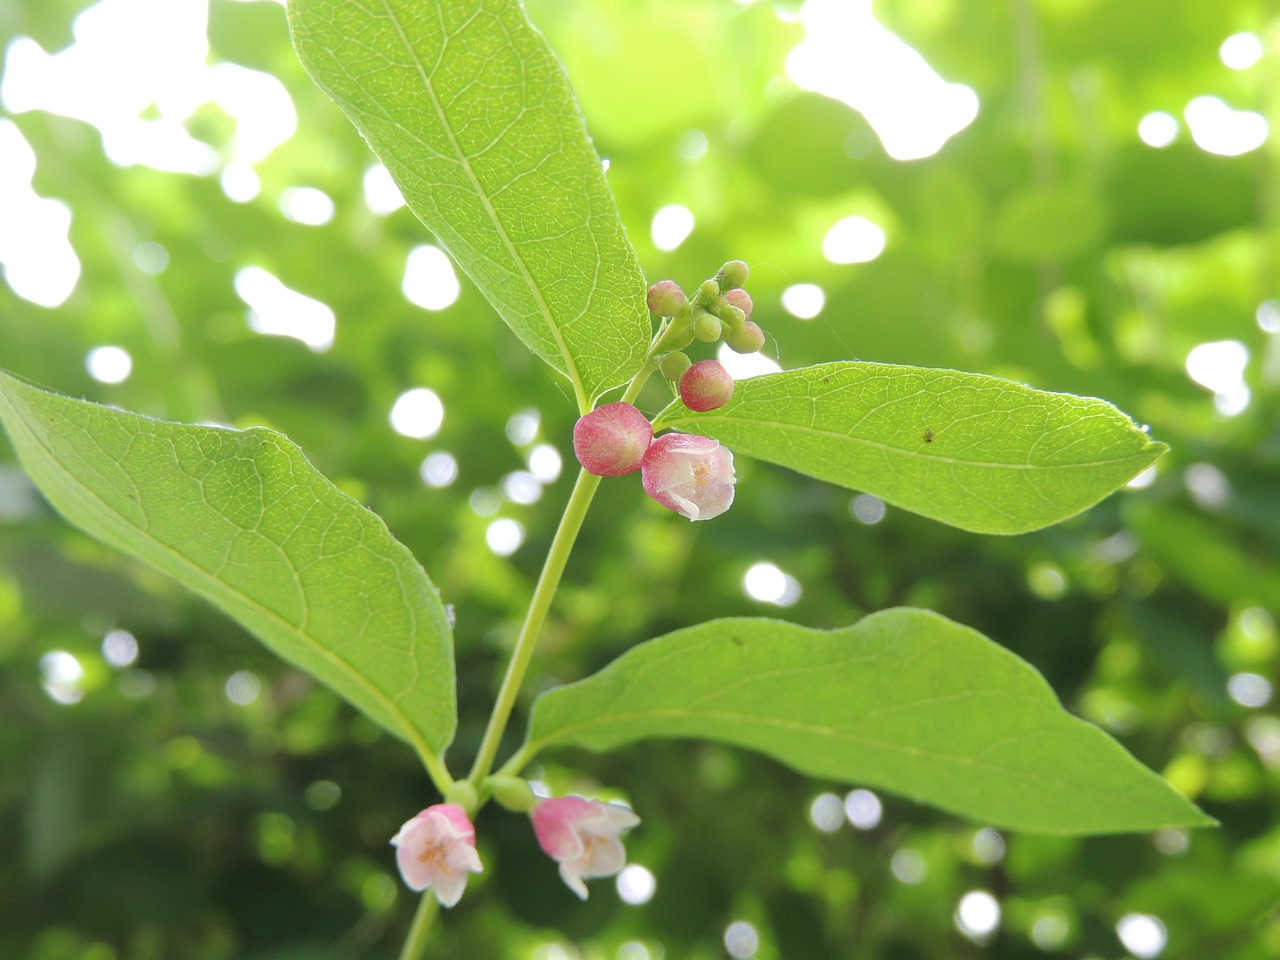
[1,0,1278,958]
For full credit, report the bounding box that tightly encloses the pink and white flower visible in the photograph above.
[390,803,483,907]
[530,795,641,900]
[641,433,736,521]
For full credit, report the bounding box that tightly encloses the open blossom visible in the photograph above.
[530,796,641,900]
[390,803,483,907]
[641,433,736,521]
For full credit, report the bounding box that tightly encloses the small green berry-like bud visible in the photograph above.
[719,260,749,289]
[660,350,693,381]
[444,780,480,814]
[485,775,538,813]
[693,312,722,342]
[680,359,735,411]
[725,319,765,353]
[697,279,720,303]
[647,280,687,316]
[721,305,746,329]
[725,288,753,318]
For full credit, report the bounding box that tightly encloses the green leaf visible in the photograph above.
[652,361,1165,534]
[0,370,455,765]
[287,0,651,411]
[525,610,1212,835]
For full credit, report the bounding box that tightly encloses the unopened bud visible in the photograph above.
[485,775,538,813]
[445,780,480,814]
[719,260,749,289]
[697,279,720,303]
[646,280,687,316]
[572,402,654,476]
[693,312,722,342]
[660,351,693,381]
[725,320,765,353]
[679,359,735,411]
[720,305,746,329]
[725,288,753,317]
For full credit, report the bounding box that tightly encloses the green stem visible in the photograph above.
[467,363,657,785]
[398,892,440,960]
[466,466,603,783]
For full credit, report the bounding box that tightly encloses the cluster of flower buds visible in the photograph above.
[648,259,767,378]
[567,260,770,521]
[391,779,641,905]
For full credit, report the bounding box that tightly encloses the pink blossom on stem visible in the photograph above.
[390,803,483,907]
[641,433,737,521]
[572,402,654,476]
[530,796,641,900]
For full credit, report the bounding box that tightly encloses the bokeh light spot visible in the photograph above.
[651,204,694,252]
[102,629,139,667]
[486,518,525,556]
[1116,913,1167,959]
[86,346,133,384]
[782,283,825,320]
[743,562,802,606]
[955,890,1001,940]
[420,451,459,488]
[823,215,886,264]
[616,864,656,905]
[402,244,461,311]
[390,388,444,439]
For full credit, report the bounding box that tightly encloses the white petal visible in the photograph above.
[559,862,591,900]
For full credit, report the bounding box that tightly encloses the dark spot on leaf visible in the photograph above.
[729,634,744,646]
[923,428,934,444]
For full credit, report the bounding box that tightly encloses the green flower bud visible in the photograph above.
[444,780,480,814]
[725,319,765,353]
[646,279,687,316]
[720,305,746,329]
[719,260,749,289]
[694,312,722,343]
[696,279,720,303]
[484,775,538,813]
[660,350,693,381]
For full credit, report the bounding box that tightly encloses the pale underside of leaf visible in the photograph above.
[653,361,1167,534]
[0,370,456,764]
[288,0,651,410]
[525,609,1212,834]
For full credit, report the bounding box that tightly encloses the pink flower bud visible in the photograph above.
[572,402,654,476]
[646,280,687,316]
[724,288,753,318]
[679,359,735,412]
[390,804,484,906]
[725,320,765,354]
[530,796,641,900]
[641,433,737,521]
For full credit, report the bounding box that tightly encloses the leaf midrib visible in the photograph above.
[0,383,441,763]
[378,0,589,412]
[658,412,1158,472]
